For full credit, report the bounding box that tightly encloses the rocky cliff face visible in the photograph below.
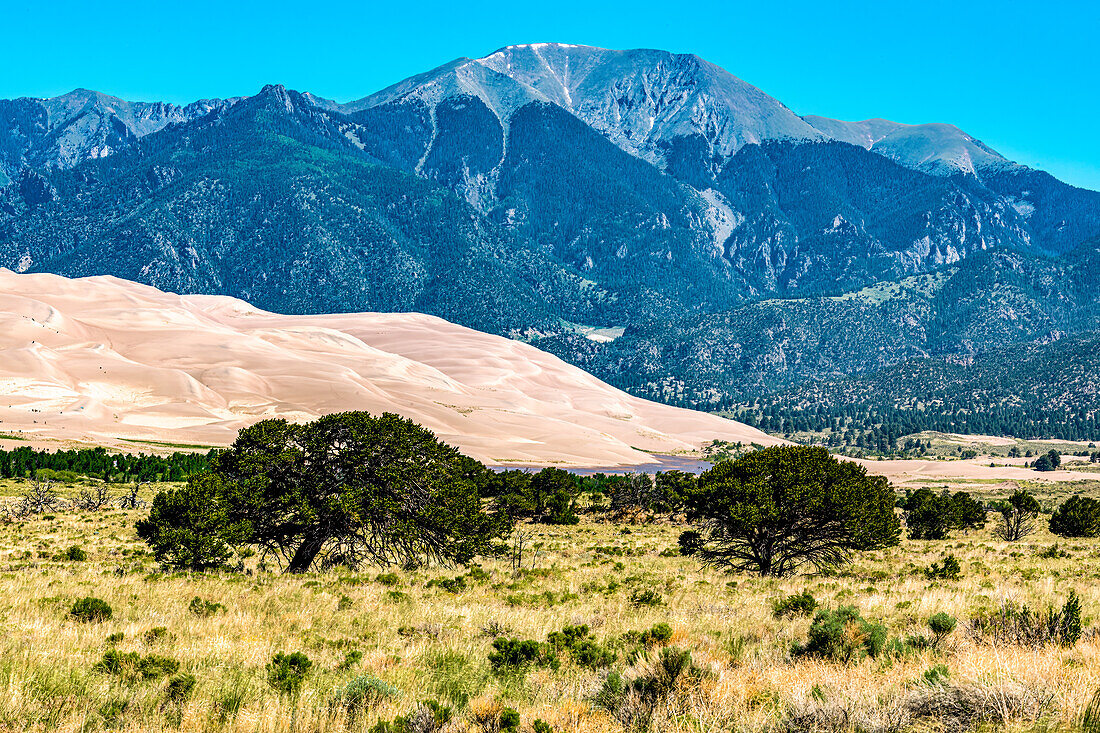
[0,88,234,180]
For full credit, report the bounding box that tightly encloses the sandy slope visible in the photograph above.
[850,457,1099,485]
[0,269,781,465]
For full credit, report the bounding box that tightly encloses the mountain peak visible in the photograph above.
[348,42,821,167]
[803,115,1010,176]
[254,84,297,113]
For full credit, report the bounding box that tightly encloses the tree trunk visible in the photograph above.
[286,532,327,573]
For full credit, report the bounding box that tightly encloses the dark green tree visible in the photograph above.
[679,446,900,576]
[993,490,1041,542]
[138,412,512,572]
[949,491,987,531]
[529,468,580,525]
[904,489,953,540]
[654,470,696,511]
[136,474,243,571]
[496,468,579,525]
[1050,496,1100,538]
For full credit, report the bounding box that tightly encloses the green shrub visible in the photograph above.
[488,638,559,676]
[144,626,171,644]
[465,565,490,583]
[922,664,950,686]
[188,596,225,617]
[532,720,554,733]
[369,699,452,733]
[163,673,196,726]
[795,606,887,662]
[266,652,312,696]
[597,648,700,730]
[332,675,400,722]
[339,650,363,671]
[926,554,961,580]
[500,707,520,733]
[375,572,401,586]
[772,590,817,618]
[629,589,664,607]
[623,623,673,648]
[71,597,112,623]
[94,650,179,681]
[928,612,957,647]
[106,632,125,646]
[970,591,1083,647]
[165,673,196,703]
[1062,590,1083,647]
[426,576,467,593]
[64,545,87,562]
[547,625,616,669]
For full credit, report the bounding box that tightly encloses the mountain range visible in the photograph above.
[2,43,1098,441]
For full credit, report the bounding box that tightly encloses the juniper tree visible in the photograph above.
[679,446,900,576]
[138,412,512,572]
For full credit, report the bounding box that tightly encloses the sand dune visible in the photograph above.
[0,269,781,465]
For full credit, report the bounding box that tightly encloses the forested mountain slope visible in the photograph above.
[2,44,1100,440]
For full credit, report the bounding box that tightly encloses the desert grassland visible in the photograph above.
[1,477,1100,732]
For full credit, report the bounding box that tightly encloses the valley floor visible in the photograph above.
[2,477,1100,732]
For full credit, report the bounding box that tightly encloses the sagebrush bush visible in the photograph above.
[369,699,451,733]
[772,590,817,618]
[426,575,467,593]
[928,612,958,649]
[266,652,312,696]
[623,623,673,648]
[71,596,112,623]
[144,626,171,644]
[332,675,400,722]
[499,707,520,732]
[796,606,887,662]
[597,647,700,730]
[629,588,664,607]
[165,672,196,703]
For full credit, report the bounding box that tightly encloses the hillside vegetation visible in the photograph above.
[3,433,1100,733]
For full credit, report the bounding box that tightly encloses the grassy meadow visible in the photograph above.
[1,475,1099,733]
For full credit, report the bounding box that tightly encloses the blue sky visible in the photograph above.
[6,0,1099,190]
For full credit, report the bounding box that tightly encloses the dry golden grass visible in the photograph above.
[0,477,1099,732]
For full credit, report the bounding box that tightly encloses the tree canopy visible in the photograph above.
[993,490,1041,542]
[903,489,986,539]
[1050,495,1100,538]
[137,412,512,573]
[679,446,900,576]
